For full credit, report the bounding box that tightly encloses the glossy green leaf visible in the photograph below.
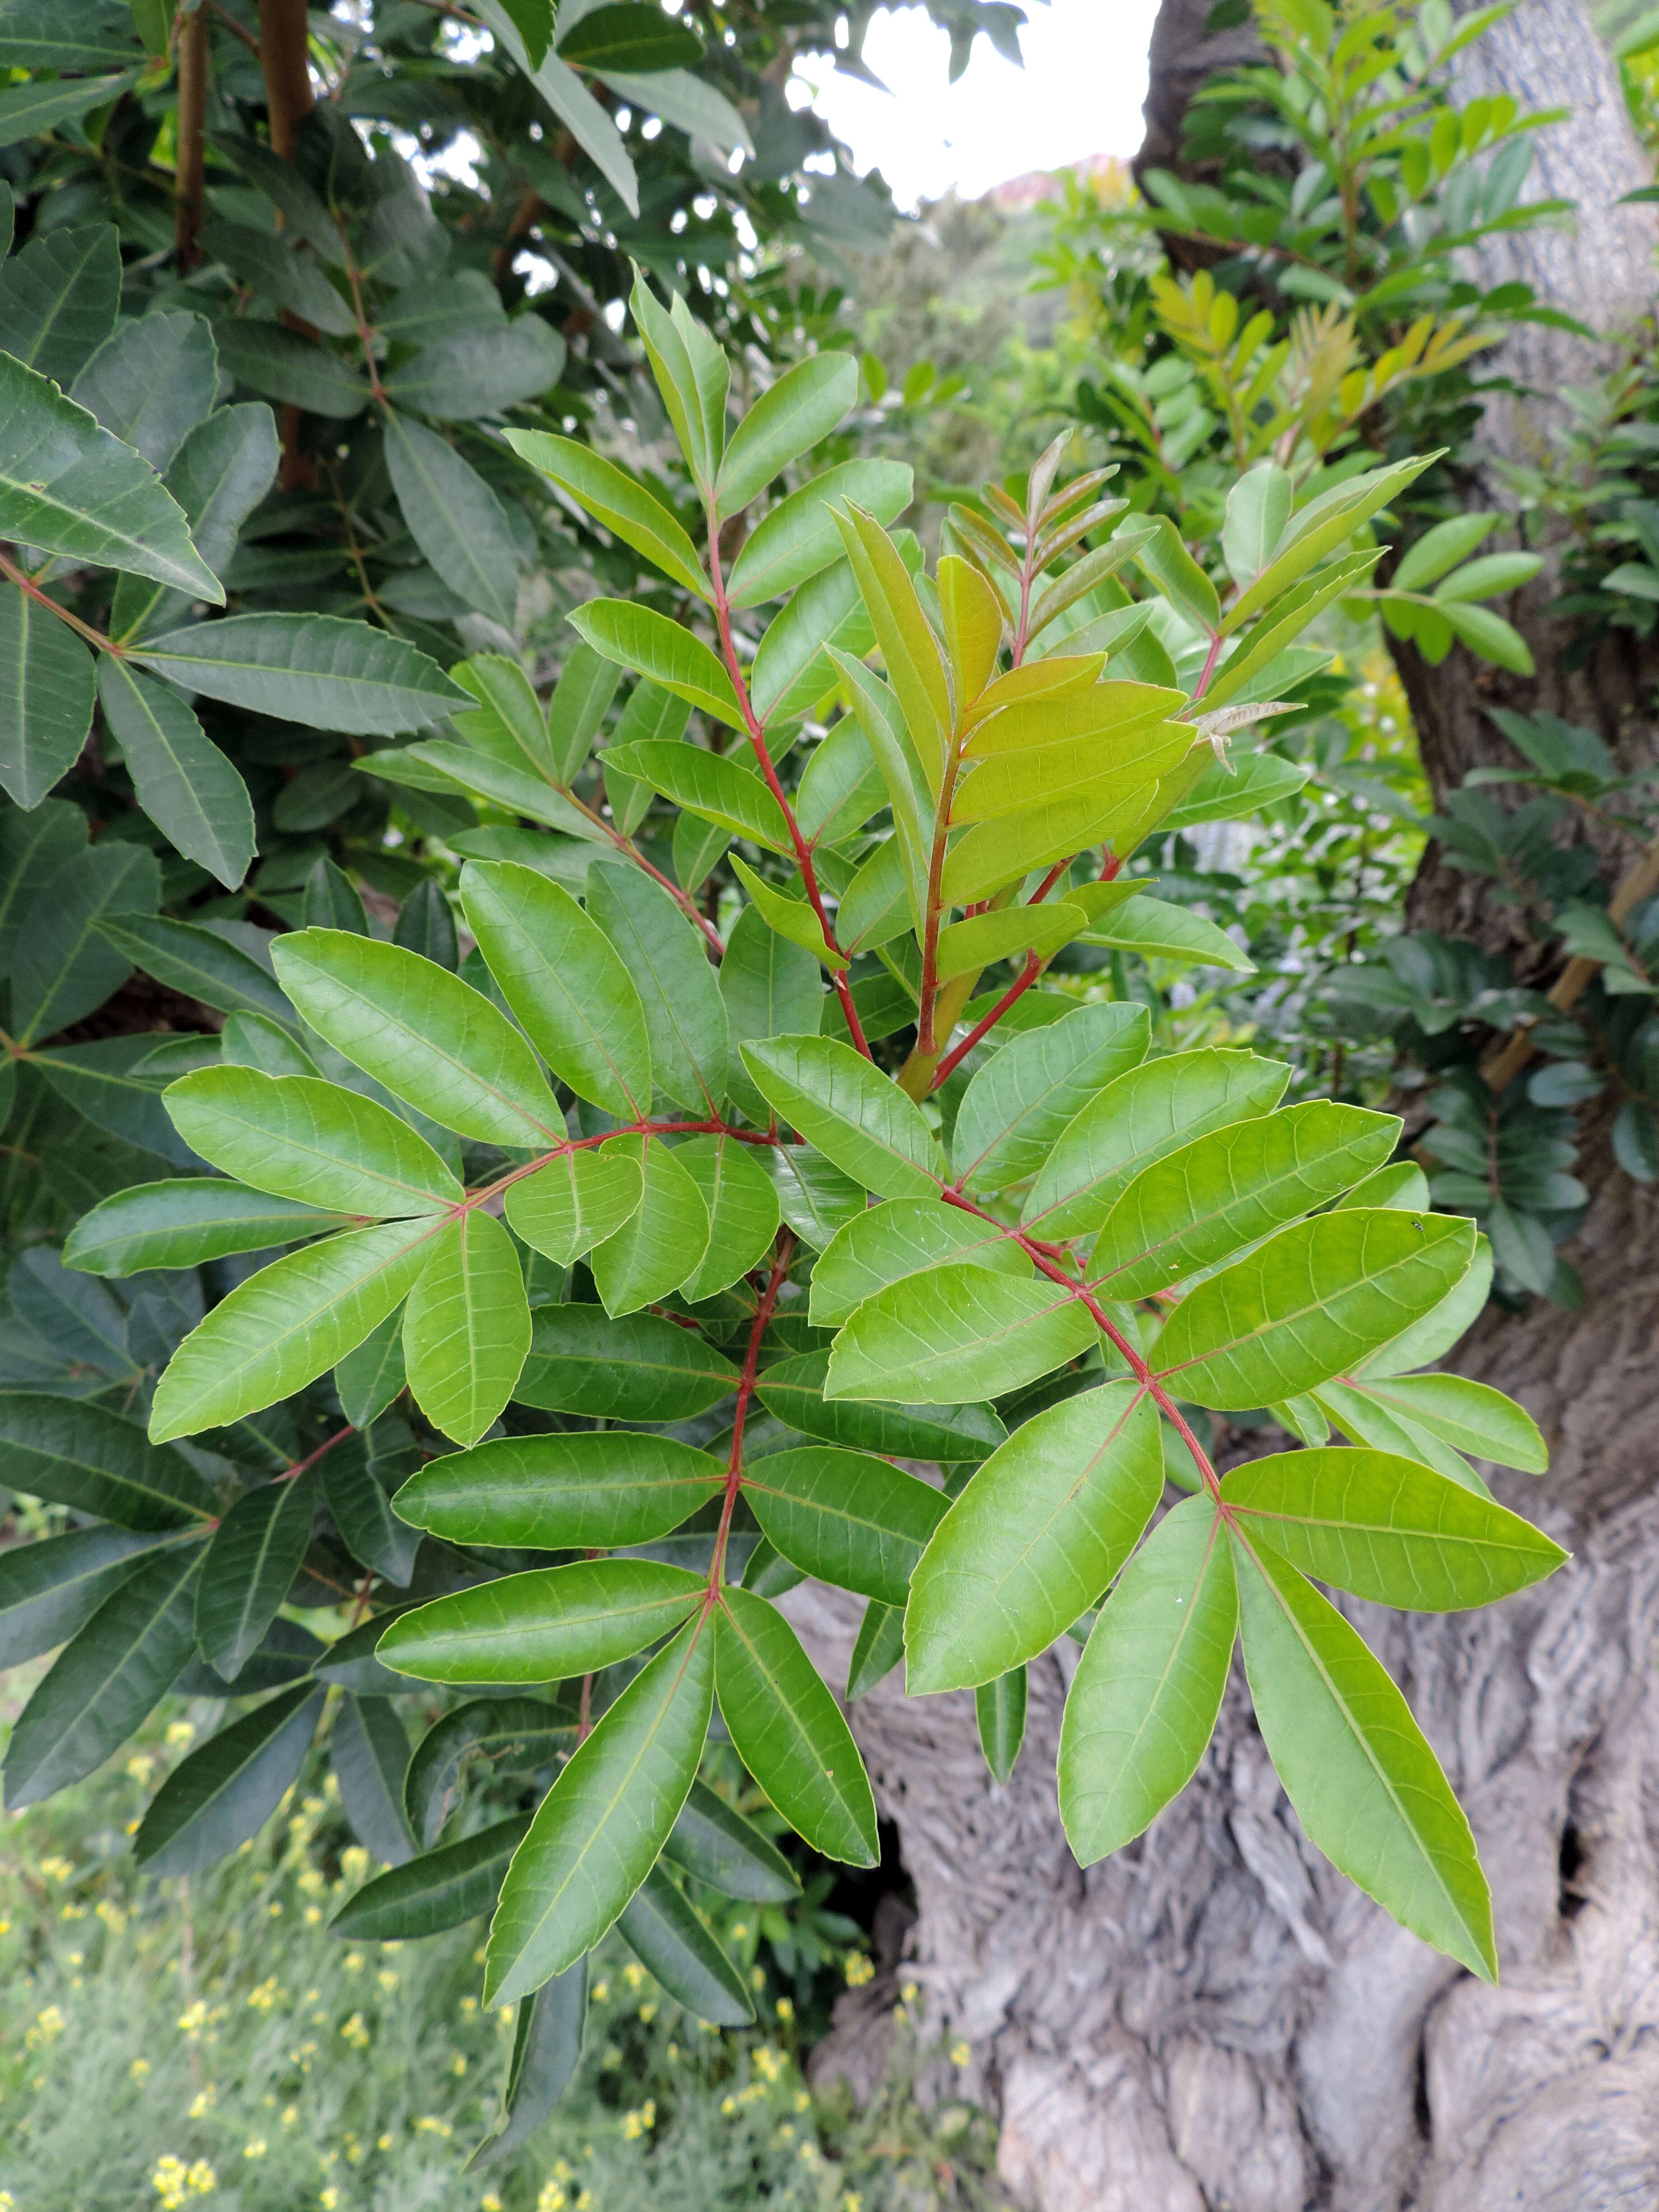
[136,1683,323,1876]
[1221,460,1293,587]
[808,1198,1031,1329]
[1080,893,1255,974]
[729,853,844,969]
[506,430,709,600]
[715,1585,876,1866]
[1353,1236,1493,1379]
[27,1033,191,1164]
[69,309,215,474]
[1090,1102,1401,1299]
[150,1219,440,1443]
[750,561,876,730]
[131,614,465,735]
[486,1614,713,2001]
[3,1544,203,1809]
[1224,454,1435,631]
[745,1446,946,1607]
[616,1862,754,2024]
[195,1469,319,1682]
[504,1147,644,1266]
[1308,1378,1485,1495]
[272,930,563,1147]
[586,860,728,1116]
[727,459,913,606]
[0,220,119,384]
[214,319,367,417]
[385,410,520,628]
[324,1430,421,1584]
[0,1394,216,1530]
[628,271,726,488]
[605,739,791,853]
[953,1001,1151,1195]
[11,836,158,1047]
[333,1694,416,1866]
[165,1066,463,1217]
[756,1348,1005,1463]
[0,1525,170,1670]
[846,1598,905,1701]
[403,1696,576,1846]
[827,1266,1098,1406]
[1057,1492,1237,1863]
[1222,1448,1566,1610]
[716,353,858,518]
[108,403,281,643]
[674,1134,782,1299]
[396,1430,724,1551]
[742,1035,946,1199]
[660,1776,801,1900]
[934,903,1089,982]
[567,599,742,727]
[1232,1525,1495,1979]
[1024,1050,1292,1239]
[0,582,95,808]
[380,315,566,421]
[941,779,1164,908]
[514,1302,739,1419]
[588,1135,710,1316]
[1155,1210,1477,1411]
[764,1143,866,1250]
[906,1381,1163,1692]
[470,1959,588,2170]
[833,502,949,793]
[65,1180,346,1278]
[94,913,292,1026]
[403,1209,530,1446]
[1348,1373,1547,1472]
[796,717,886,848]
[0,351,222,600]
[381,1558,706,1684]
[976,1668,1027,1785]
[331,1813,534,1940]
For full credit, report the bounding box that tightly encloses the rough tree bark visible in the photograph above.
[794,8,1659,2207]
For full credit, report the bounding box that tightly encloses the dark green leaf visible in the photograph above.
[10,837,159,1047]
[469,1959,587,2169]
[69,310,218,471]
[745,1445,946,1606]
[131,615,466,735]
[0,223,120,386]
[513,1303,739,1420]
[975,1667,1026,1785]
[826,1267,1098,1405]
[332,1812,534,1939]
[135,1683,324,1875]
[660,1775,801,1901]
[395,1431,724,1550]
[0,583,95,808]
[0,1394,215,1530]
[403,1696,575,1847]
[617,1861,755,2024]
[195,1469,319,1682]
[587,858,728,1116]
[846,1598,904,1701]
[0,1524,169,1670]
[379,1558,706,1684]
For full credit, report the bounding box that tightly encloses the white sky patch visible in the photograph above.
[796,0,1160,209]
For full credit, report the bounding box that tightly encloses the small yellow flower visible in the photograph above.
[749,1966,766,1991]
[188,2083,215,2119]
[377,2133,394,2151]
[450,2053,468,2076]
[950,2038,971,2067]
[244,2141,267,2160]
[165,1721,195,1749]
[900,1980,919,2004]
[666,2040,678,2059]
[39,1854,74,1882]
[794,2090,811,2111]
[721,2096,737,2116]
[281,2105,299,2128]
[343,1951,365,1973]
[320,2192,339,2211]
[186,2162,215,2196]
[799,2141,819,2163]
[535,2186,566,2212]
[638,2000,658,2025]
[377,1968,399,1992]
[267,1900,282,1917]
[414,2116,453,2137]
[0,2190,15,2210]
[339,1846,370,1884]
[24,2005,66,2049]
[752,2044,785,2084]
[590,1979,609,2003]
[552,2159,574,2184]
[246,1978,283,2015]
[304,1906,322,1925]
[459,1994,478,2016]
[844,1952,874,1988]
[619,2096,656,2140]
[297,1868,325,1897]
[775,1996,794,2022]
[482,2197,503,2212]
[622,1961,645,1990]
[131,2058,151,2083]
[843,2194,863,2212]
[340,2012,370,2050]
[576,2194,592,2212]
[777,2123,795,2142]
[731,1921,749,1941]
[96,1899,126,1933]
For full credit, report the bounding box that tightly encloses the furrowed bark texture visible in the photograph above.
[792,7,1659,2207]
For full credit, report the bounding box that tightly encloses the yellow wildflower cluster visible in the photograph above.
[844,1952,875,1988]
[751,2044,786,2084]
[620,2097,656,2140]
[535,2187,565,2212]
[150,2155,215,2208]
[339,2013,370,2050]
[164,1721,195,1750]
[338,1846,370,1884]
[38,1855,74,1883]
[245,1978,284,2015]
[176,2000,210,2040]
[24,2006,65,2050]
[96,1898,126,1934]
[127,1753,156,1786]
[413,2116,453,2138]
[950,2039,972,2067]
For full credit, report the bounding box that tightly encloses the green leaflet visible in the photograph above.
[333,1693,416,1866]
[504,1148,645,1266]
[567,599,742,727]
[660,1776,801,1901]
[1346,1373,1547,1472]
[906,1381,1163,1693]
[846,1598,906,1701]
[486,1614,713,2002]
[755,1348,1005,1463]
[131,613,465,735]
[403,1209,530,1446]
[833,504,950,797]
[744,1446,947,1607]
[94,913,293,1027]
[149,1219,441,1442]
[586,859,728,1118]
[3,1543,204,1809]
[1023,1049,1292,1238]
[742,1035,946,1200]
[729,853,844,969]
[807,1198,1034,1329]
[629,269,726,488]
[796,717,886,846]
[1221,1449,1565,1609]
[404,1698,576,1846]
[605,739,791,853]
[0,1394,216,1529]
[1089,1102,1401,1298]
[588,1135,711,1315]
[765,1143,867,1250]
[952,1001,1151,1195]
[514,1303,740,1420]
[506,431,710,601]
[1153,1209,1476,1411]
[717,904,824,1125]
[0,581,95,809]
[934,903,1089,981]
[164,1067,463,1218]
[1231,1524,1497,1981]
[451,653,560,783]
[0,1525,172,1672]
[380,1559,706,1684]
[1310,1378,1487,1495]
[715,352,858,518]
[0,350,223,600]
[472,1959,588,2170]
[395,1431,725,1550]
[324,1429,420,1584]
[976,1668,1027,1785]
[826,1265,1098,1406]
[674,1134,782,1300]
[65,1179,347,1277]
[135,1683,323,1877]
[384,409,521,628]
[271,929,563,1147]
[1080,893,1256,975]
[0,221,120,385]
[616,1863,754,2025]
[330,1814,534,1940]
[940,779,1165,908]
[1057,1493,1237,1863]
[195,1469,320,1681]
[1353,1237,1493,1379]
[714,1585,877,1867]
[12,836,159,1047]
[727,459,912,606]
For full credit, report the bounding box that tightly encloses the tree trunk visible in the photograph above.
[796,9,1659,2207]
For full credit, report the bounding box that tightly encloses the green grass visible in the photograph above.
[0,1702,1008,2212]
